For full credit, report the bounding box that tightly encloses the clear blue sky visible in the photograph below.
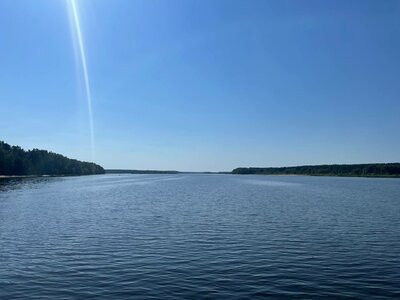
[1,0,399,171]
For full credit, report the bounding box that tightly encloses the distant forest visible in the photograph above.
[232,163,400,177]
[106,169,179,174]
[0,141,104,176]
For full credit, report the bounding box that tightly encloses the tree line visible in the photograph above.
[0,141,104,176]
[106,169,179,174]
[232,163,400,177]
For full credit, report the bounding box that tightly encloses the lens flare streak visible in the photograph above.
[69,0,95,160]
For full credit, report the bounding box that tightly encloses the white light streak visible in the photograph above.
[69,0,95,161]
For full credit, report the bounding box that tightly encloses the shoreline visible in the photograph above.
[0,174,104,179]
[2,173,399,180]
[233,173,400,179]
[0,175,35,179]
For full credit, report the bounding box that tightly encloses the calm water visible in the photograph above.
[1,174,399,299]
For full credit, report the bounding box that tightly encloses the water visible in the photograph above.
[1,174,399,299]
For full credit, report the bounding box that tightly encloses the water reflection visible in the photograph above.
[1,174,400,299]
[0,176,64,193]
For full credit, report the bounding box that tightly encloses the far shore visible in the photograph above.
[1,173,399,179]
[234,173,400,178]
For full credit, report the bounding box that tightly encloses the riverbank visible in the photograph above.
[233,173,400,179]
[0,174,103,179]
[232,163,400,178]
[0,175,34,179]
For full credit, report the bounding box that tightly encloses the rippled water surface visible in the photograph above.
[1,174,400,299]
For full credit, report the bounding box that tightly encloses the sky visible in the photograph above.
[0,0,399,172]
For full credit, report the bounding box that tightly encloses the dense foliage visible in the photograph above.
[0,141,105,176]
[232,163,400,177]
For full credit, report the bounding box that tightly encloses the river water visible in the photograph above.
[1,174,399,299]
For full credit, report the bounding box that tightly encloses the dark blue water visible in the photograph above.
[1,174,399,299]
